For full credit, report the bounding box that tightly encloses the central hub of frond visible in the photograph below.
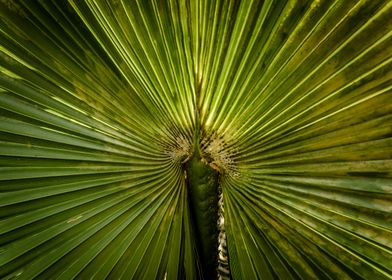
[162,128,236,279]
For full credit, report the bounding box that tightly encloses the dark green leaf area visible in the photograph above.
[186,154,220,280]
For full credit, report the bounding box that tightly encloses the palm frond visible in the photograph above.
[0,1,391,279]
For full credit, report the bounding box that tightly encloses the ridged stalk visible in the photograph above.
[186,135,220,279]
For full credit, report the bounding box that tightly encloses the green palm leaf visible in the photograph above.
[1,1,391,279]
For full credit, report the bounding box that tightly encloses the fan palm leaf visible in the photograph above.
[0,0,391,279]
